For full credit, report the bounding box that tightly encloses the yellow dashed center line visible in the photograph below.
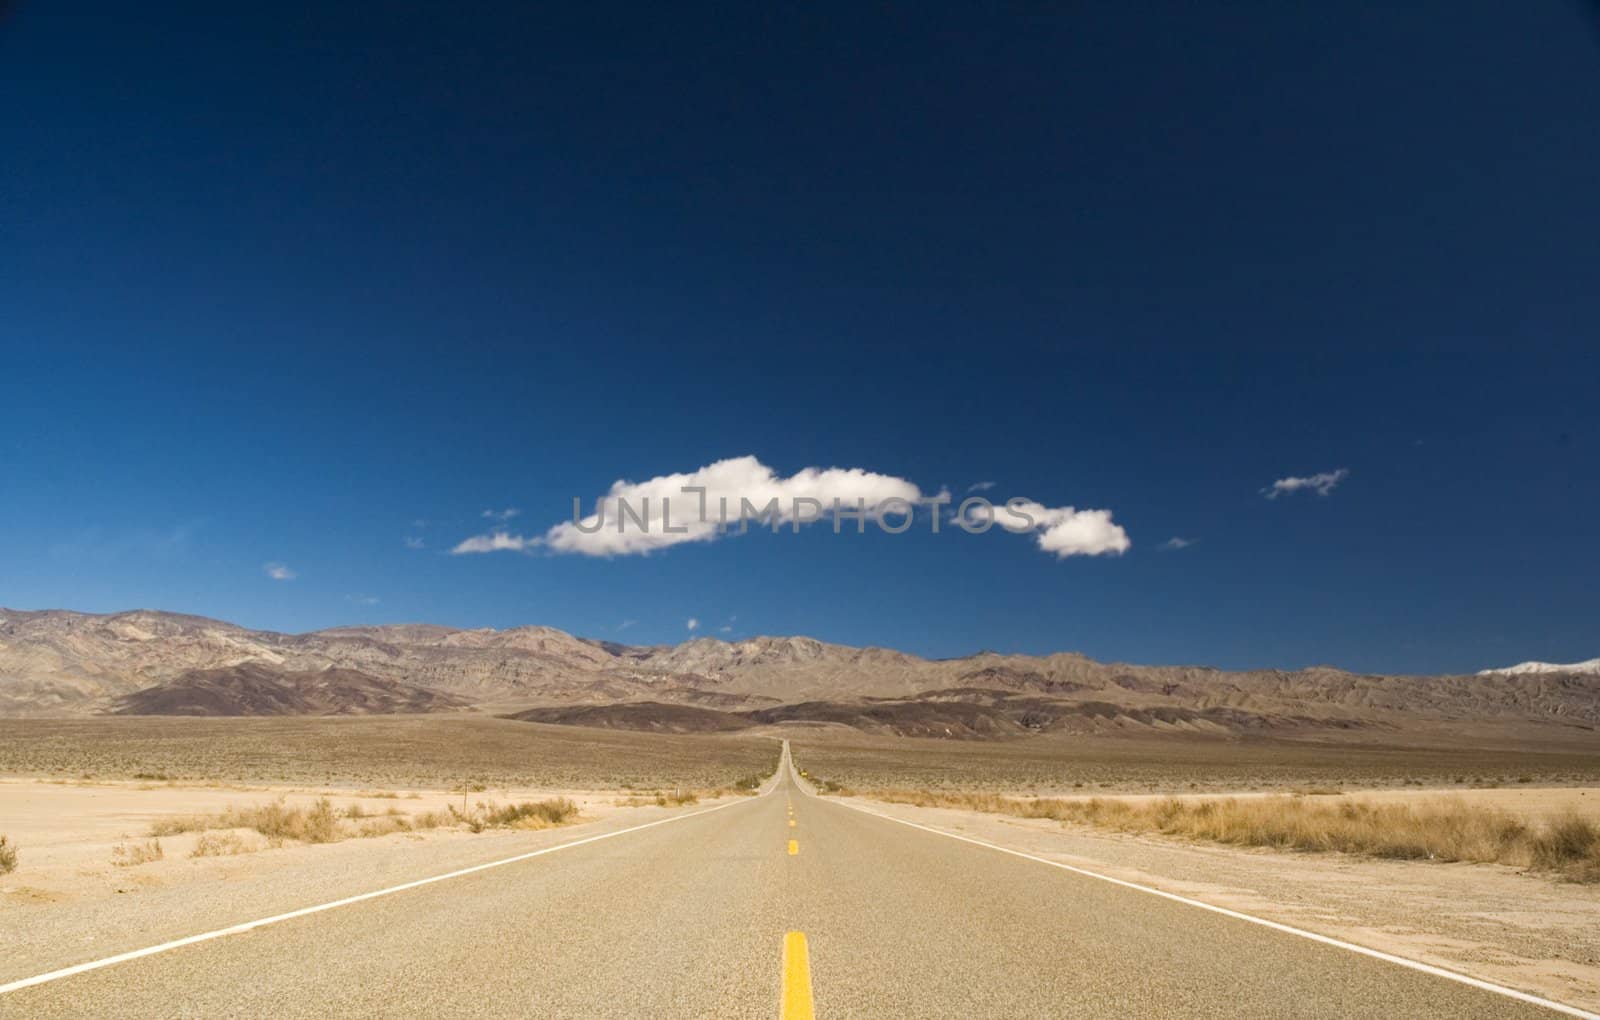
[788,818,796,828]
[781,931,815,1020]
[787,839,799,856]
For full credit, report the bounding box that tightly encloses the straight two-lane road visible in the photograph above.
[0,744,1582,1018]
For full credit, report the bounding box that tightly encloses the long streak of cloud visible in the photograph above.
[450,456,1131,562]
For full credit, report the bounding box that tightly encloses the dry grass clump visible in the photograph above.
[151,797,454,847]
[449,798,579,833]
[1531,815,1600,881]
[190,831,253,857]
[614,788,705,808]
[216,798,342,845]
[112,837,164,866]
[0,834,17,874]
[864,790,1600,882]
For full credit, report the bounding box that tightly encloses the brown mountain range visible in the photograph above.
[2,608,1596,742]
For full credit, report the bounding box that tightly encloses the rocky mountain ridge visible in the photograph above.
[2,608,1597,740]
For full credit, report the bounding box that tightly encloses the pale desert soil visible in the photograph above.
[0,778,699,909]
[0,777,755,985]
[852,787,1600,1013]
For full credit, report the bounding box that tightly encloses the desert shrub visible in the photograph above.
[356,816,410,837]
[112,838,164,866]
[191,832,251,857]
[0,835,17,874]
[451,798,579,832]
[1530,815,1600,880]
[149,815,210,836]
[150,797,345,847]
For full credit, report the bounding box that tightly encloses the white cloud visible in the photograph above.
[544,455,929,557]
[403,536,425,550]
[955,500,1131,559]
[263,562,296,581]
[616,619,637,632]
[451,456,1132,563]
[1263,468,1349,500]
[482,507,522,522]
[720,625,733,633]
[1162,536,1194,550]
[345,594,380,605]
[686,617,700,632]
[451,531,536,554]
[966,480,997,492]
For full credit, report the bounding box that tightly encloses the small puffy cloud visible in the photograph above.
[1162,536,1194,550]
[686,617,700,632]
[545,455,928,557]
[263,562,296,581]
[482,507,522,522]
[451,531,536,554]
[955,500,1131,559]
[1263,468,1349,500]
[403,536,425,550]
[966,480,997,492]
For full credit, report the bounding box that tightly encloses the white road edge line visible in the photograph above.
[0,788,769,997]
[828,791,1598,1019]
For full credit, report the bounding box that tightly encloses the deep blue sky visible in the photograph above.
[2,3,1596,674]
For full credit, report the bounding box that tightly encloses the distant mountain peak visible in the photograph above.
[1478,658,1600,676]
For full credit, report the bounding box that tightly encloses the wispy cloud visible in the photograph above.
[719,625,733,633]
[345,594,380,605]
[481,507,522,522]
[1263,468,1349,500]
[403,536,425,550]
[686,617,700,632]
[1162,536,1194,550]
[451,532,536,554]
[49,523,198,564]
[966,480,997,492]
[263,562,296,581]
[616,619,637,632]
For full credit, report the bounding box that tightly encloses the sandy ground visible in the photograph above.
[0,777,688,909]
[851,787,1600,1012]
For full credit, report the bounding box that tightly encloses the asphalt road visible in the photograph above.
[0,744,1582,1018]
